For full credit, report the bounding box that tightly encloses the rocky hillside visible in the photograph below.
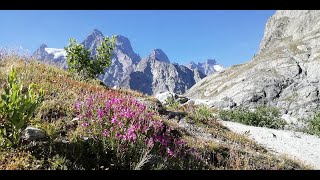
[186,59,224,76]
[33,29,216,95]
[185,10,320,120]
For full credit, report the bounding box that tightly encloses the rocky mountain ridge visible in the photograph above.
[33,29,217,95]
[186,10,320,120]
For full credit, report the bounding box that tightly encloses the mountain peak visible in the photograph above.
[204,59,217,65]
[91,29,104,37]
[39,43,48,49]
[149,49,170,63]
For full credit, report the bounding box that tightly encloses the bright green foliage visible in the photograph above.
[0,67,44,148]
[219,106,287,129]
[65,36,116,79]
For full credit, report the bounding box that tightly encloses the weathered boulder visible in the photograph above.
[22,126,46,141]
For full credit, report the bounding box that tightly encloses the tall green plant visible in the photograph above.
[0,67,44,148]
[65,35,116,79]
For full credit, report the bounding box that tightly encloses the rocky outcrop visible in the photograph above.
[186,10,320,119]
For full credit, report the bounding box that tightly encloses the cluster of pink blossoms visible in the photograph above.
[74,93,188,157]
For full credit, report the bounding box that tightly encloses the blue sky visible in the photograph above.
[0,10,275,67]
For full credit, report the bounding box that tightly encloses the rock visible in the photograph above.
[136,98,166,114]
[178,118,189,128]
[22,126,46,141]
[185,10,320,120]
[71,117,79,122]
[186,99,195,106]
[210,99,236,109]
[155,91,176,104]
[176,96,189,104]
[166,111,186,121]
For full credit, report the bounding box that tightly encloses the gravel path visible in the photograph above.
[220,120,320,169]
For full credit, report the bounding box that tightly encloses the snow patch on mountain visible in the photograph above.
[44,48,67,59]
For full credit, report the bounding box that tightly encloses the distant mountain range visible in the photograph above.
[32,29,222,95]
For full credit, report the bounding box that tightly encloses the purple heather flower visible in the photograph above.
[102,129,109,137]
[74,101,82,111]
[116,132,121,139]
[147,138,154,148]
[81,122,89,127]
[87,110,92,118]
[87,96,93,108]
[167,147,175,157]
[111,116,117,124]
[97,108,104,119]
[118,121,123,127]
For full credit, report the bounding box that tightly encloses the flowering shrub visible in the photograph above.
[73,93,192,169]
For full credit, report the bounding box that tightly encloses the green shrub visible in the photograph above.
[0,67,44,148]
[307,112,320,136]
[188,105,215,124]
[165,96,180,110]
[65,36,116,79]
[219,106,286,129]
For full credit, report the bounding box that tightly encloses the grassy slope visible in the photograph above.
[0,55,310,170]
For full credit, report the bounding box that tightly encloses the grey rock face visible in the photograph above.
[186,10,320,119]
[22,126,46,141]
[186,59,224,75]
[122,51,206,95]
[82,29,104,56]
[148,49,170,63]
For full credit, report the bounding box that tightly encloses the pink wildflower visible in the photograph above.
[116,132,121,139]
[118,121,123,127]
[111,116,117,124]
[167,147,175,157]
[81,122,89,127]
[97,108,104,119]
[102,129,109,137]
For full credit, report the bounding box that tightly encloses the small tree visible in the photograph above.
[65,35,116,79]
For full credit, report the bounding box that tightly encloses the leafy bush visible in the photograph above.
[165,96,180,110]
[65,35,116,79]
[307,112,320,136]
[219,106,286,129]
[188,105,215,124]
[72,93,196,169]
[0,67,44,148]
